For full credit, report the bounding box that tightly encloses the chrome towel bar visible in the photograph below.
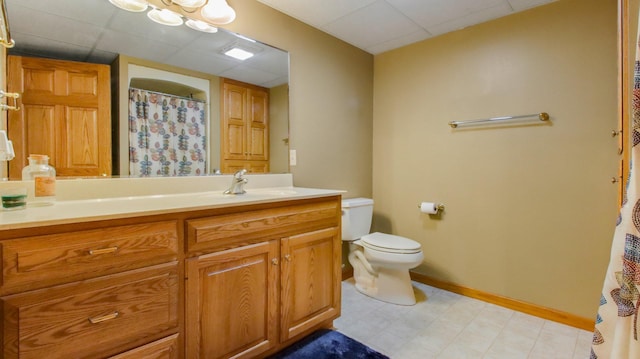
[449,112,550,128]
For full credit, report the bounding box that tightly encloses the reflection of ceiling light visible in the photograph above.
[108,0,148,12]
[201,0,236,25]
[224,47,254,61]
[147,8,183,26]
[185,19,218,33]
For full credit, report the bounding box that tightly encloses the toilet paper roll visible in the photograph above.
[420,202,439,214]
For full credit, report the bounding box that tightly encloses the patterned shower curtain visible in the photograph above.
[129,88,207,176]
[591,15,640,359]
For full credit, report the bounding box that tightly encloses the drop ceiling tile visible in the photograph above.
[165,49,237,75]
[425,2,513,36]
[261,76,289,88]
[8,4,104,48]
[96,29,181,63]
[108,11,196,46]
[322,1,424,49]
[220,65,281,87]
[7,0,116,27]
[245,49,289,78]
[8,33,94,62]
[365,29,432,54]
[508,0,557,11]
[256,0,376,27]
[386,0,506,27]
[85,48,120,64]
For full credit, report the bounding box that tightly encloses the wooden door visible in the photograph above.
[247,88,269,162]
[221,78,269,173]
[280,227,341,341]
[185,240,279,359]
[221,81,248,161]
[7,55,111,179]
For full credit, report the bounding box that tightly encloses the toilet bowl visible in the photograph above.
[342,198,424,305]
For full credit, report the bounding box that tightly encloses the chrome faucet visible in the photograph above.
[224,169,248,195]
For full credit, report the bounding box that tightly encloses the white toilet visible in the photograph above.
[342,198,424,305]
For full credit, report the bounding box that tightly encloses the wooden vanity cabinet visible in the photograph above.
[0,195,341,359]
[0,217,181,359]
[185,196,342,358]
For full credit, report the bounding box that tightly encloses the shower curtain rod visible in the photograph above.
[130,87,207,103]
[448,112,550,128]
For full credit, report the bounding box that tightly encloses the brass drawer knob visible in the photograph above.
[284,254,291,262]
[272,258,279,265]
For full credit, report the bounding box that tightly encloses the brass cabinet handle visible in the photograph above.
[612,130,621,137]
[88,311,119,324]
[612,176,621,183]
[284,254,291,262]
[88,246,118,255]
[271,258,279,265]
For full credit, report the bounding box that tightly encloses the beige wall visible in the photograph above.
[224,0,374,197]
[373,0,618,319]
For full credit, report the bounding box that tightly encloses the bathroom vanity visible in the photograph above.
[0,176,342,359]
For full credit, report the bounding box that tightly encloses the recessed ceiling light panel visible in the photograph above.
[224,47,254,61]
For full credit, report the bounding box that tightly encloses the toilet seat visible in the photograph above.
[360,232,422,254]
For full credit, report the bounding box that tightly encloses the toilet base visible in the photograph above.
[354,267,417,306]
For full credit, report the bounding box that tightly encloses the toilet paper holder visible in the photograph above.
[418,202,445,214]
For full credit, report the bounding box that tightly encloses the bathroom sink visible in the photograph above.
[250,189,299,196]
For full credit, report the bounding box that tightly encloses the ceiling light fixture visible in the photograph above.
[147,7,183,26]
[185,19,218,33]
[108,0,236,30]
[108,0,149,12]
[201,0,236,25]
[171,0,207,8]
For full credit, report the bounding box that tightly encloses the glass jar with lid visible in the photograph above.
[21,154,56,206]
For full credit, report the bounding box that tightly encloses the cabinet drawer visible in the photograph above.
[109,334,179,359]
[187,198,340,253]
[1,262,179,359]
[1,220,179,292]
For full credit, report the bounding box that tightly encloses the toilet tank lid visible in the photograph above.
[341,197,374,208]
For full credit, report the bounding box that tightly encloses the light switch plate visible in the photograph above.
[289,149,297,166]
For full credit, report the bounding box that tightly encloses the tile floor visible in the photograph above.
[334,279,593,359]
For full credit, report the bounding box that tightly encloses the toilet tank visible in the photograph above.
[341,198,374,241]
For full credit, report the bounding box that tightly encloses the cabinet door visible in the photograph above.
[185,241,279,359]
[280,227,341,341]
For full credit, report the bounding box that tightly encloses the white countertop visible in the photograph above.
[0,187,343,230]
[0,177,344,230]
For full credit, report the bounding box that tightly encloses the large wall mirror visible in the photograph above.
[4,0,290,179]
